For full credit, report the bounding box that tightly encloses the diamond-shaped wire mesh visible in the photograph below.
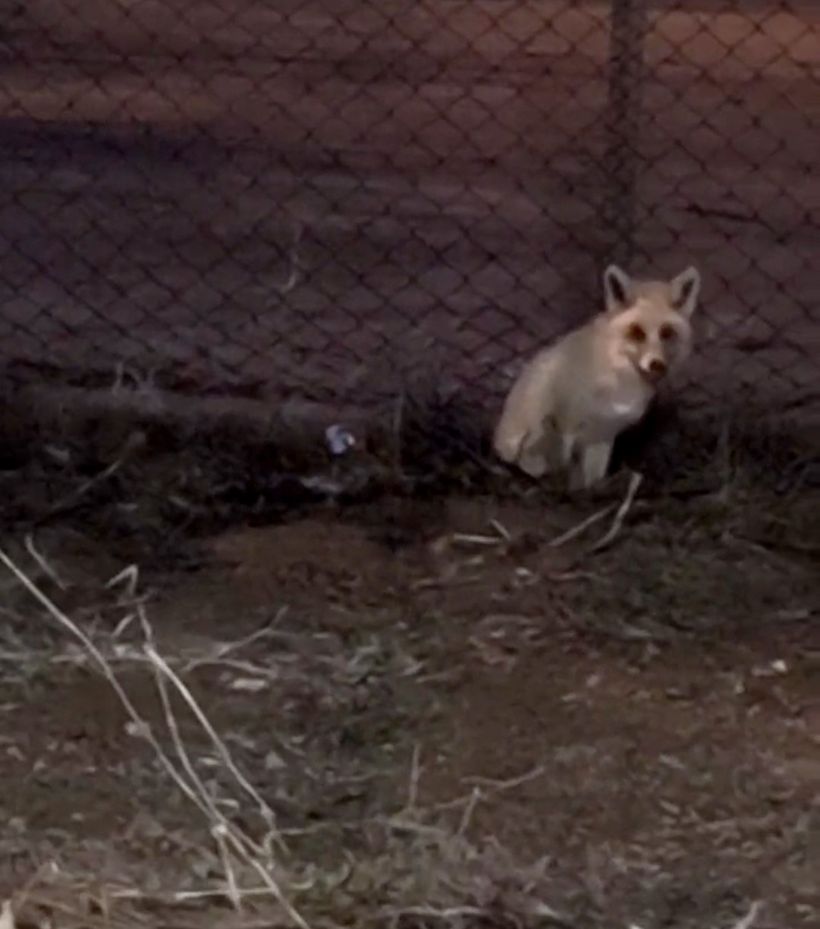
[0,0,817,446]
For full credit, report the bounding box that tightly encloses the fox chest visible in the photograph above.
[567,377,651,439]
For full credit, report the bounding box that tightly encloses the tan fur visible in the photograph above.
[493,264,701,490]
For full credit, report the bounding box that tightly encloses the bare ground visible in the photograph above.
[0,426,816,929]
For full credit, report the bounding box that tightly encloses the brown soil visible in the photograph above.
[0,479,816,928]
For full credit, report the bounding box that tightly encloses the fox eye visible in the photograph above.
[659,324,677,341]
[626,323,646,342]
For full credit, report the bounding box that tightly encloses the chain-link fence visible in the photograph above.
[1,0,818,456]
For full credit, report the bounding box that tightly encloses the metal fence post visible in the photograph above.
[604,0,649,270]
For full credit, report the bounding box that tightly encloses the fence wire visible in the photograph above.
[0,1,817,442]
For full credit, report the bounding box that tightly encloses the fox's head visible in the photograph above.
[602,264,701,384]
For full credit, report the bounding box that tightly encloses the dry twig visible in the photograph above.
[588,470,643,552]
[729,901,762,929]
[548,505,616,548]
[0,547,309,929]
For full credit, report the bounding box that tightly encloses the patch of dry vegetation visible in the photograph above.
[0,513,814,929]
[0,388,815,929]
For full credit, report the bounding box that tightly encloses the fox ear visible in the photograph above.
[670,266,701,318]
[603,264,633,314]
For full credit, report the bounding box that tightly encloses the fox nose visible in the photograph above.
[647,358,667,379]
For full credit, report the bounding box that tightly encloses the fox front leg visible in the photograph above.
[517,417,564,478]
[573,440,613,490]
[517,430,555,478]
[518,444,550,478]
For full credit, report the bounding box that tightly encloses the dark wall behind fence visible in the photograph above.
[0,0,817,428]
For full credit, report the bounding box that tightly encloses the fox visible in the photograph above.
[493,263,701,490]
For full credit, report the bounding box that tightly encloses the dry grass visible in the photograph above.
[0,548,307,927]
[0,509,815,929]
[0,545,587,929]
